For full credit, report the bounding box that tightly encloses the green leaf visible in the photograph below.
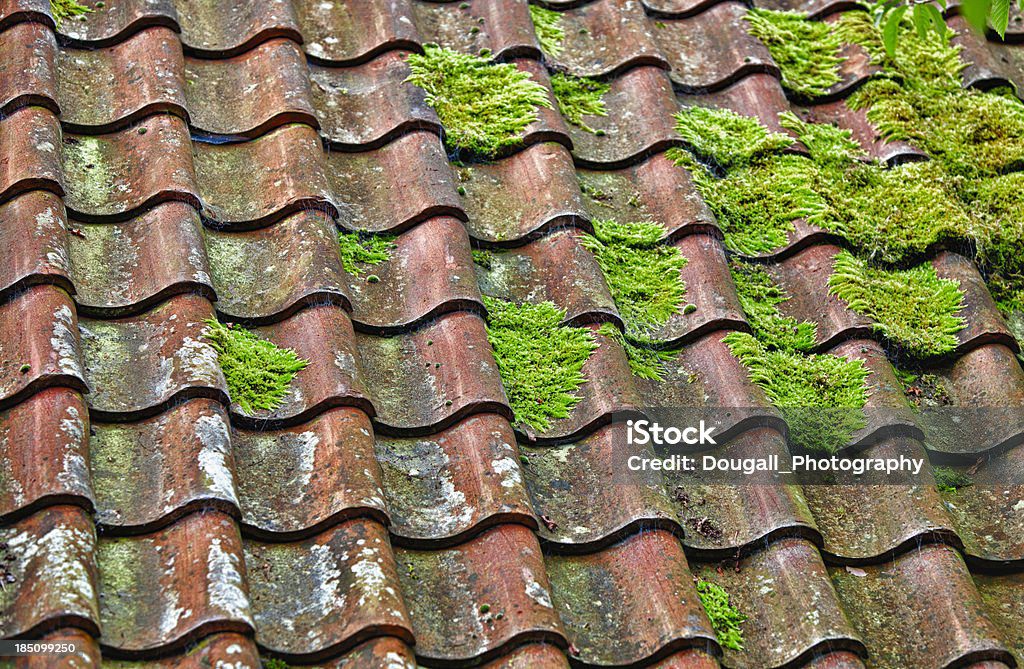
[913,4,931,38]
[883,5,908,58]
[991,0,1011,38]
[960,0,992,34]
[923,4,949,39]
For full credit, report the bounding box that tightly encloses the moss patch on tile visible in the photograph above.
[724,332,869,452]
[529,4,565,57]
[551,73,609,134]
[203,319,309,414]
[483,297,597,432]
[338,232,395,276]
[670,107,793,170]
[828,250,966,358]
[51,0,91,26]
[405,45,552,157]
[695,579,746,652]
[934,465,971,493]
[471,248,494,269]
[730,259,816,353]
[581,219,687,336]
[745,9,843,98]
[598,323,676,381]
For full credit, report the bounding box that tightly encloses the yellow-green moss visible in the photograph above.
[730,259,816,352]
[934,465,972,493]
[695,579,746,651]
[724,332,869,452]
[598,323,676,381]
[203,320,309,414]
[338,232,395,276]
[670,107,793,170]
[828,250,966,357]
[405,45,552,157]
[51,0,91,26]
[551,73,609,134]
[580,219,687,336]
[483,297,597,432]
[745,9,844,98]
[529,4,565,56]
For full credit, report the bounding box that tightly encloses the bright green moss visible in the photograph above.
[778,111,863,165]
[730,259,817,352]
[405,45,552,157]
[724,332,869,452]
[597,323,676,381]
[529,4,565,57]
[337,232,395,276]
[482,297,597,432]
[551,73,609,134]
[263,660,290,669]
[934,466,972,493]
[695,579,746,652]
[203,320,309,414]
[673,150,824,256]
[580,219,687,336]
[828,250,966,357]
[670,107,793,170]
[51,0,91,26]
[745,9,843,98]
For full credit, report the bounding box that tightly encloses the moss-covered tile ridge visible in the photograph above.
[695,578,746,651]
[203,319,309,414]
[730,259,816,353]
[580,218,687,338]
[745,8,844,98]
[482,296,597,432]
[529,4,565,57]
[405,45,553,158]
[828,250,966,358]
[338,231,396,276]
[551,73,609,135]
[724,332,870,453]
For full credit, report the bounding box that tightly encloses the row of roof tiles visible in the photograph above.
[2,0,1023,667]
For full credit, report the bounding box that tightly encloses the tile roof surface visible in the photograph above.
[0,0,1023,668]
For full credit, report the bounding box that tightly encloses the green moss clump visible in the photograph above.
[778,111,863,165]
[730,260,816,352]
[51,0,91,26]
[203,320,309,414]
[529,5,565,57]
[338,232,395,276]
[483,297,597,432]
[695,579,746,652]
[724,332,869,452]
[670,107,793,170]
[745,9,843,98]
[551,73,609,134]
[581,219,687,336]
[263,659,290,669]
[405,45,552,157]
[672,150,824,256]
[828,250,966,357]
[934,466,971,494]
[471,249,494,269]
[597,323,676,381]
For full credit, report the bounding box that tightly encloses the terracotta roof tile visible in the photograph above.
[245,518,412,661]
[233,407,387,540]
[325,130,463,234]
[3,0,1024,664]
[545,528,715,665]
[56,27,187,133]
[693,537,863,668]
[309,50,440,150]
[97,510,253,656]
[395,523,565,664]
[204,209,348,323]
[376,412,535,546]
[0,20,57,116]
[184,37,315,138]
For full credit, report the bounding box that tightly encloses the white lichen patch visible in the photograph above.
[524,572,553,608]
[490,455,522,489]
[207,537,252,624]
[6,522,98,617]
[51,304,83,377]
[195,414,239,506]
[177,335,221,386]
